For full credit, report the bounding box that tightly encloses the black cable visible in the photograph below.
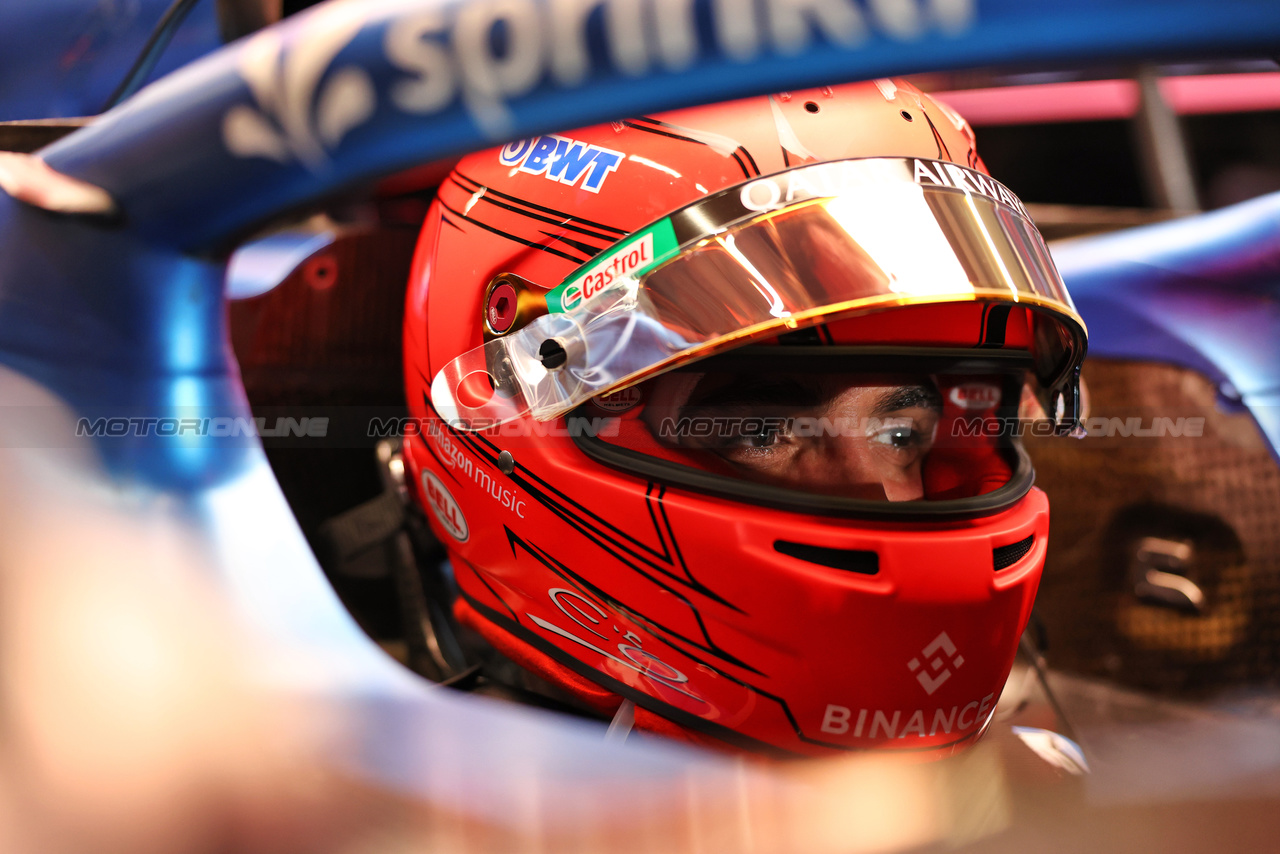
[437,663,483,689]
[1018,633,1082,746]
[102,0,204,112]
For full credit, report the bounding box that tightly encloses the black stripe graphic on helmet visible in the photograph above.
[921,108,952,161]
[508,536,765,679]
[652,485,694,587]
[643,481,669,554]
[439,438,992,755]
[417,405,769,674]
[623,117,760,179]
[504,527,762,676]
[462,421,738,607]
[455,558,520,622]
[537,230,608,258]
[447,174,617,250]
[452,171,629,240]
[461,423,673,568]
[461,580,983,756]
[437,198,590,263]
[425,415,767,676]
[459,587,788,755]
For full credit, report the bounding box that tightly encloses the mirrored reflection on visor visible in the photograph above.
[433,157,1086,433]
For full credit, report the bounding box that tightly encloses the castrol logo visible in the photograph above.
[560,232,654,311]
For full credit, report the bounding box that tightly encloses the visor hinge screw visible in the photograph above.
[487,281,519,334]
[538,338,567,371]
[497,450,515,475]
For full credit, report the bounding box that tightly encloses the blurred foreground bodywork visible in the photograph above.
[1,0,1280,851]
[0,0,223,121]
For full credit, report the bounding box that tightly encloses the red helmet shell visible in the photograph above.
[402,81,1045,756]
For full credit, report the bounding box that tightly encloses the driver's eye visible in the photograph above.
[719,426,784,453]
[743,427,781,448]
[870,419,925,450]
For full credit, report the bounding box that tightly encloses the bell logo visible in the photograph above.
[421,470,469,542]
[908,631,965,695]
[594,386,642,413]
[949,382,1001,410]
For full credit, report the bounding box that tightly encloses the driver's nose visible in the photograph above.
[880,472,925,502]
[816,436,925,502]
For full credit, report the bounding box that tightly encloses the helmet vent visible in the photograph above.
[993,535,1035,571]
[804,101,820,113]
[773,541,878,575]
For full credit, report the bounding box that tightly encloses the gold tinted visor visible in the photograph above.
[433,158,1086,431]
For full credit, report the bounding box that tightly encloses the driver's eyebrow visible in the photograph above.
[872,384,943,416]
[684,378,823,412]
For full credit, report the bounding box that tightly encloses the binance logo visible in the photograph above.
[908,631,964,695]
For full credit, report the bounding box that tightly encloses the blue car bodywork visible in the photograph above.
[1057,192,1280,463]
[0,0,224,120]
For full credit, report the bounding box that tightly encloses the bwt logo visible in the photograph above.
[908,631,964,695]
[499,135,624,193]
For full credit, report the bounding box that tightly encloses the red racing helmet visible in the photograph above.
[401,80,1087,756]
